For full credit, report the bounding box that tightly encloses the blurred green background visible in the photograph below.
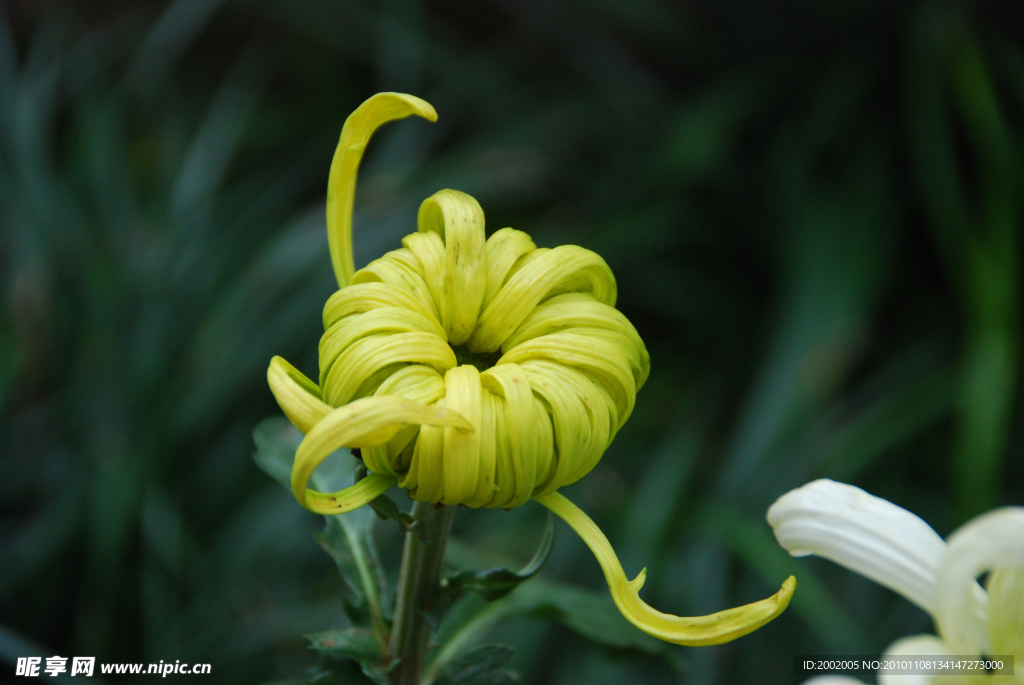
[2,0,1023,682]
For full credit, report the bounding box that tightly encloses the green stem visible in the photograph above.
[388,502,454,685]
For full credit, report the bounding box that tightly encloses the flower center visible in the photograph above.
[450,344,502,372]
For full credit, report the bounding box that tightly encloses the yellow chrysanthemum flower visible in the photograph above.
[268,92,795,646]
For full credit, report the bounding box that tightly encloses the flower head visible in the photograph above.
[769,479,1024,683]
[269,92,795,646]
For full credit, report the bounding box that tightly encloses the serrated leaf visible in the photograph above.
[307,627,380,661]
[315,512,390,637]
[356,663,391,685]
[341,596,371,626]
[253,414,391,641]
[441,512,554,603]
[316,516,368,599]
[429,541,682,681]
[261,659,378,684]
[301,661,379,685]
[306,628,393,684]
[433,645,517,685]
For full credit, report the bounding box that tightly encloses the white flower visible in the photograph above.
[768,479,1024,684]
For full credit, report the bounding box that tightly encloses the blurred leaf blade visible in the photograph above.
[698,502,867,653]
[442,512,555,603]
[432,645,517,685]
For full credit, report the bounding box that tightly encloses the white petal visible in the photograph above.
[936,507,1024,656]
[878,634,951,685]
[801,677,869,685]
[767,479,947,616]
[986,567,1024,658]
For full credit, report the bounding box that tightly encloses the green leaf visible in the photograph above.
[252,415,302,490]
[307,627,380,662]
[428,539,681,681]
[946,35,1019,524]
[311,668,371,685]
[429,579,683,679]
[432,645,517,685]
[305,627,394,684]
[252,415,391,644]
[268,660,378,685]
[341,596,371,627]
[316,516,369,599]
[516,582,666,654]
[441,512,555,603]
[314,512,390,639]
[905,9,1020,523]
[442,539,675,655]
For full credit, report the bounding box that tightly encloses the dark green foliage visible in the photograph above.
[2,0,1024,684]
[254,415,303,489]
[432,646,517,685]
[440,513,554,603]
[307,627,380,661]
[253,415,394,682]
[306,628,392,684]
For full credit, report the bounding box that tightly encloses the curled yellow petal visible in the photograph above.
[303,472,398,516]
[438,366,483,504]
[267,355,332,434]
[534,491,796,646]
[321,331,456,407]
[292,394,473,514]
[327,92,437,289]
[418,189,487,345]
[481,227,536,309]
[469,245,617,353]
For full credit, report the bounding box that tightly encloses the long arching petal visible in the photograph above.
[536,491,796,646]
[326,93,437,289]
[767,479,947,617]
